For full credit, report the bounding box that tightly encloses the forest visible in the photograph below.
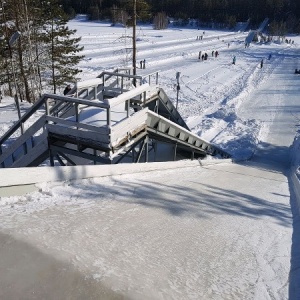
[61,0,300,32]
[0,0,83,103]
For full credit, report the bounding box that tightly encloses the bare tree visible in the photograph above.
[153,12,168,30]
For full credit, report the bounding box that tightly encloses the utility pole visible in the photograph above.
[132,0,137,78]
[176,72,181,110]
[8,31,23,134]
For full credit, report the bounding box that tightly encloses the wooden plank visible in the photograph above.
[108,84,150,108]
[47,124,110,148]
[50,145,110,164]
[0,117,47,164]
[146,111,230,157]
[0,95,47,145]
[43,93,110,109]
[110,110,148,146]
[46,116,110,135]
[111,124,147,149]
[11,138,49,168]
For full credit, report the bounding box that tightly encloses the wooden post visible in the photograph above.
[107,107,111,127]
[174,143,177,161]
[145,136,149,162]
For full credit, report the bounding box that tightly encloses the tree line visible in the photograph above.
[0,0,83,103]
[62,0,300,32]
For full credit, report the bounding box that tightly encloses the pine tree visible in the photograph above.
[0,0,84,100]
[40,0,84,94]
[0,0,30,101]
[121,0,151,24]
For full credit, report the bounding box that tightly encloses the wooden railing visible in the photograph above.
[0,84,154,167]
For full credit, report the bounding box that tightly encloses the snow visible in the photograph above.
[0,15,300,299]
[75,78,103,89]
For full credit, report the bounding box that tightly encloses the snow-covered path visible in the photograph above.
[0,161,292,300]
[238,47,300,170]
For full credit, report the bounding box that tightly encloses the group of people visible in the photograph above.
[199,52,208,61]
[212,50,219,58]
[198,50,219,61]
[285,39,294,44]
[140,59,146,69]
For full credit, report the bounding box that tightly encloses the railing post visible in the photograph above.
[75,103,79,129]
[45,98,50,116]
[143,91,146,106]
[49,148,55,166]
[107,107,111,127]
[121,76,124,93]
[93,149,97,165]
[31,136,34,148]
[191,151,195,160]
[127,99,130,118]
[145,135,149,162]
[174,143,177,161]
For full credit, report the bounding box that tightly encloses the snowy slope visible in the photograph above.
[0,16,300,300]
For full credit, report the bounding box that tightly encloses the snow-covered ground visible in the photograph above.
[0,15,300,299]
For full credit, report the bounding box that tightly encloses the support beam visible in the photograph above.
[49,149,55,166]
[145,135,149,162]
[57,151,77,166]
[115,138,145,164]
[136,139,146,163]
[55,153,66,166]
[50,145,110,165]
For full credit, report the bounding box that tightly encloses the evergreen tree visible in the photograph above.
[0,0,84,101]
[40,0,84,94]
[119,0,151,24]
[0,0,39,102]
[65,0,300,31]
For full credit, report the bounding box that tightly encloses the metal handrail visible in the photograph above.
[0,86,169,155]
[142,71,160,85]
